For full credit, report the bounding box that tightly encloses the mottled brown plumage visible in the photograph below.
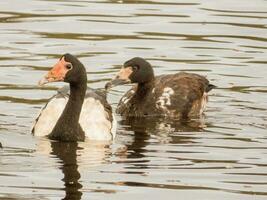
[116,72,213,118]
[106,57,215,119]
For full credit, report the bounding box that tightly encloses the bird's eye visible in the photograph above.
[132,66,138,71]
[66,63,73,70]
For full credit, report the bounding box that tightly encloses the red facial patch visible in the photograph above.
[46,56,70,81]
[117,67,133,80]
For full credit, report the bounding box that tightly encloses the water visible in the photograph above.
[0,0,267,199]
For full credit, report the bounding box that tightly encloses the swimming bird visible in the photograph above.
[105,57,215,119]
[32,54,116,142]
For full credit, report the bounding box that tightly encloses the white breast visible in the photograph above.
[33,96,116,141]
[32,97,68,137]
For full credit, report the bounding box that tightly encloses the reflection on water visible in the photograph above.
[34,138,113,199]
[50,142,82,200]
[0,0,267,199]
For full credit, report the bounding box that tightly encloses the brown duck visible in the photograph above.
[105,57,215,119]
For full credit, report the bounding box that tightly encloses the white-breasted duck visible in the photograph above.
[32,53,116,142]
[105,57,215,119]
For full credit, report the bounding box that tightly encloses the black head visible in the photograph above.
[124,57,154,84]
[39,53,87,86]
[63,53,87,84]
[105,57,154,90]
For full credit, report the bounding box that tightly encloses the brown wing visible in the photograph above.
[153,72,211,117]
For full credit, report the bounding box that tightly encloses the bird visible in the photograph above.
[32,53,116,142]
[105,57,215,119]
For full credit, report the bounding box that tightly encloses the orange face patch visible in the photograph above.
[116,67,133,80]
[47,56,70,80]
[39,56,72,86]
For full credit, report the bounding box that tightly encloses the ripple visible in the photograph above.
[1,0,267,199]
[202,8,267,14]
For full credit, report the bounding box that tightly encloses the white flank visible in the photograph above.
[33,97,68,137]
[79,97,113,141]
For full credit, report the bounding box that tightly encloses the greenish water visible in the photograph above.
[0,0,267,199]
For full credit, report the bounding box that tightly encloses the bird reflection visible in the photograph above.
[119,116,208,159]
[36,138,111,199]
[121,116,206,134]
[50,141,82,200]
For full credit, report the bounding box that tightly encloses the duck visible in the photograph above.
[32,53,116,142]
[105,57,215,119]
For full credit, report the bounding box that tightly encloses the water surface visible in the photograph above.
[0,0,267,199]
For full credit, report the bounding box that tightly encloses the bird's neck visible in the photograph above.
[136,78,155,98]
[64,83,86,123]
[49,80,87,142]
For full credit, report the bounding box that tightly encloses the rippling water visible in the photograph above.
[0,0,267,199]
